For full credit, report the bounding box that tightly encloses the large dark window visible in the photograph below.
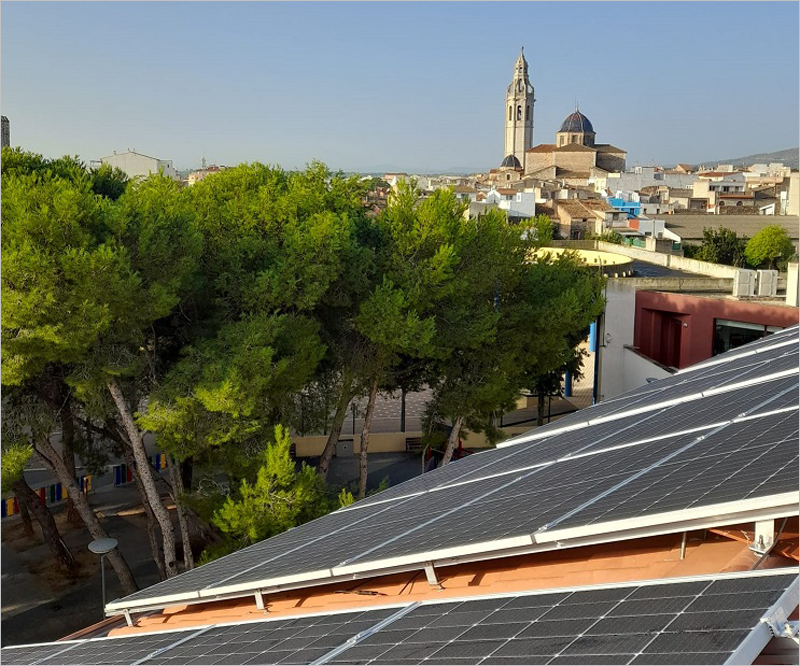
[713,319,782,355]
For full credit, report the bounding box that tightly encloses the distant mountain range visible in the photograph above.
[680,147,798,170]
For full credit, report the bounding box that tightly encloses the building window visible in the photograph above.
[509,106,512,121]
[719,201,725,207]
[736,200,743,206]
[559,137,565,146]
[571,136,577,143]
[713,320,782,355]
[518,80,523,92]
[517,106,522,121]
[506,174,511,181]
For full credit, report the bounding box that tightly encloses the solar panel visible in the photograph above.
[325,570,797,666]
[4,571,795,665]
[105,328,798,614]
[146,607,399,665]
[1,642,83,665]
[548,409,799,531]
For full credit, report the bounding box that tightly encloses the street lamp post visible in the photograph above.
[88,537,118,619]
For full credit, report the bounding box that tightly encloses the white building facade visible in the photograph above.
[101,150,178,181]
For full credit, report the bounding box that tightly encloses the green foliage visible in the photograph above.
[1,161,201,398]
[425,241,606,443]
[744,226,796,270]
[1,147,129,200]
[530,214,554,246]
[89,163,129,200]
[588,230,624,244]
[693,226,748,267]
[201,425,347,559]
[139,313,324,459]
[1,441,33,493]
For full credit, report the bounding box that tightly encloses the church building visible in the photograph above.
[526,106,627,184]
[492,49,627,187]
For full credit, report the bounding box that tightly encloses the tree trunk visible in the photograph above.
[59,403,83,527]
[318,371,355,481]
[167,454,194,570]
[107,379,179,578]
[537,392,546,427]
[358,377,379,500]
[120,440,166,581]
[439,416,464,466]
[33,437,138,594]
[16,494,36,539]
[180,457,193,492]
[12,477,78,573]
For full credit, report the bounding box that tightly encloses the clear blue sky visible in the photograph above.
[2,2,798,172]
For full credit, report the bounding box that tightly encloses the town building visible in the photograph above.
[502,48,534,172]
[553,198,629,239]
[525,107,627,185]
[187,164,228,186]
[100,149,178,181]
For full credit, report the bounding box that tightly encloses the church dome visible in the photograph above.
[559,110,594,133]
[500,154,522,169]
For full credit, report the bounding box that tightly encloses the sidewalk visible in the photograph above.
[1,484,165,647]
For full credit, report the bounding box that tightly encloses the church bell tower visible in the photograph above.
[504,48,535,170]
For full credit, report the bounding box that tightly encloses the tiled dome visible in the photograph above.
[559,110,594,133]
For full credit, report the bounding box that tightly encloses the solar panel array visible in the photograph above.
[3,571,796,665]
[106,327,799,612]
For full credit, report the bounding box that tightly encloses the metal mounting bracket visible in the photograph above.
[424,562,443,590]
[123,609,134,627]
[750,519,775,554]
[255,590,267,611]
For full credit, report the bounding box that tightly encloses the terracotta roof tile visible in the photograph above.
[527,144,557,153]
[554,143,597,153]
[594,144,626,153]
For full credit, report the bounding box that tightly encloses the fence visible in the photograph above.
[1,474,93,519]
[113,453,168,487]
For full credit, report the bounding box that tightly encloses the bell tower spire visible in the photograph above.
[504,48,535,171]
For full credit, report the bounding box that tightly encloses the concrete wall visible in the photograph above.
[596,280,636,402]
[292,425,533,458]
[593,241,744,278]
[620,347,673,395]
[102,151,178,180]
[789,172,799,216]
[787,262,799,307]
[596,281,675,401]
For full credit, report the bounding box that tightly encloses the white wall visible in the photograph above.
[787,262,799,308]
[621,347,673,394]
[596,280,637,401]
[102,151,178,180]
[597,280,675,400]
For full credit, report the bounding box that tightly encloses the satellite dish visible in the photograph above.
[88,538,118,555]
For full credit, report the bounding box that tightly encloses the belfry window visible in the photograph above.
[509,106,512,121]
[518,79,523,92]
[517,106,522,121]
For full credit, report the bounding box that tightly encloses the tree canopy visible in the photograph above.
[744,225,796,270]
[688,226,748,267]
[2,150,607,567]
